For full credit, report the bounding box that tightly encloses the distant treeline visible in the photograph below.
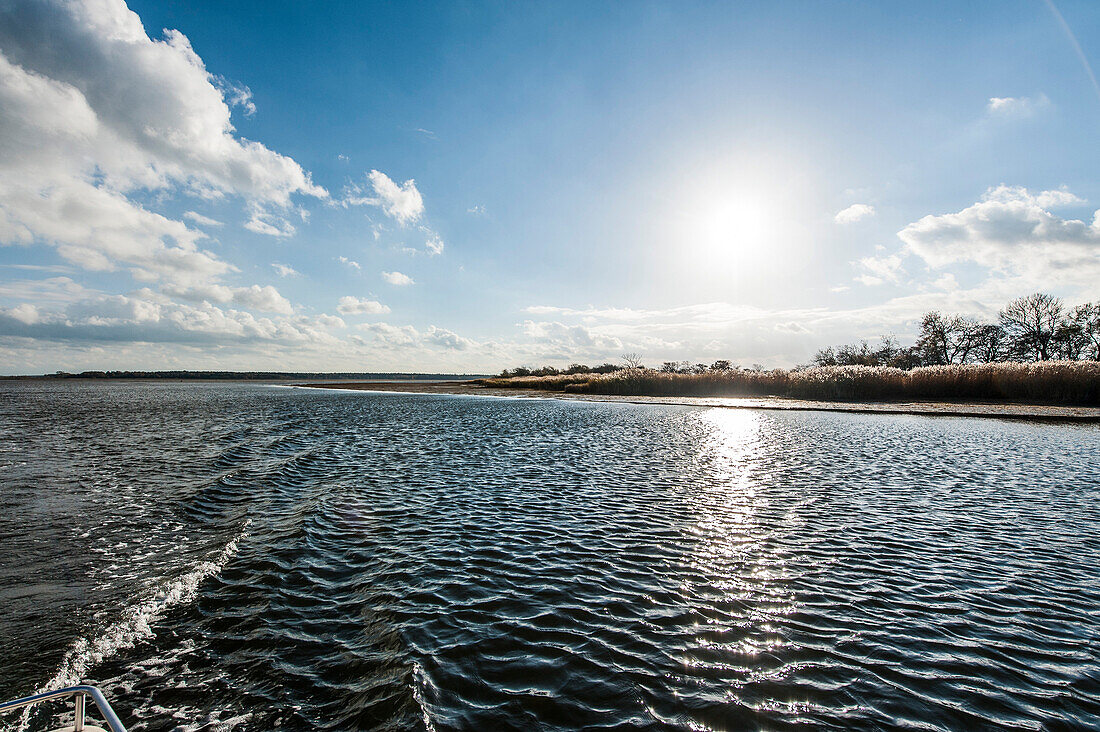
[497,293,1100,378]
[486,293,1100,405]
[815,293,1100,368]
[3,371,488,381]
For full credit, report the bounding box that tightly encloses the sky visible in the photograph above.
[2,0,1100,374]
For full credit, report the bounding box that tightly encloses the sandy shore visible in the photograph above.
[296,381,1100,422]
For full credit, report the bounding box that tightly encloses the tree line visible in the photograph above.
[815,293,1100,368]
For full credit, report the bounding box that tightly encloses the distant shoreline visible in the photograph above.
[298,381,1100,422]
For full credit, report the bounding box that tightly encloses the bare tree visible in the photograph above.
[621,352,643,369]
[1000,293,1063,361]
[916,311,980,364]
[1081,303,1100,360]
[971,324,1006,363]
[1054,303,1100,361]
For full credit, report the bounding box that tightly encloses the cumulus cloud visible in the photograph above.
[0,0,336,345]
[0,0,325,282]
[381,271,414,286]
[358,322,421,346]
[834,203,876,224]
[355,322,480,352]
[0,289,339,345]
[344,170,424,225]
[337,296,390,315]
[162,283,294,314]
[425,325,475,351]
[898,185,1099,287]
[520,320,623,351]
[337,256,361,271]
[271,263,298,277]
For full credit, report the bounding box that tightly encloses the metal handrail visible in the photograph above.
[0,685,127,732]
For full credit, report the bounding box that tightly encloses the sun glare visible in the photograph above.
[686,193,775,268]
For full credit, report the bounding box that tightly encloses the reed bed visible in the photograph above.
[479,361,1100,405]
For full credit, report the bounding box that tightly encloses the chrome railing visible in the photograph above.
[0,685,127,732]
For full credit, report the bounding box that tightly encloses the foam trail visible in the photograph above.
[410,661,438,732]
[11,521,251,732]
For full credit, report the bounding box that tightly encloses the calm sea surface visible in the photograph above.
[1,380,1098,731]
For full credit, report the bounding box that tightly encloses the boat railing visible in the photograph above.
[0,685,127,732]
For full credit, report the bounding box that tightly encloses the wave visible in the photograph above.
[11,521,250,732]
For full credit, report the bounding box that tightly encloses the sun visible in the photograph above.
[687,193,774,267]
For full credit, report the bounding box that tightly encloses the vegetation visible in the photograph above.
[814,294,1100,368]
[487,294,1100,405]
[480,362,1100,405]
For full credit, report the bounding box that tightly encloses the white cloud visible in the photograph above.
[344,170,424,225]
[214,77,256,117]
[162,283,294,314]
[0,0,325,296]
[0,289,338,345]
[359,322,421,346]
[986,94,1049,117]
[271,263,298,277]
[425,325,475,351]
[244,205,296,237]
[468,205,486,215]
[854,253,904,286]
[183,211,223,227]
[337,296,389,315]
[774,321,810,334]
[0,275,93,304]
[898,185,1100,288]
[337,256,361,271]
[424,233,444,256]
[381,271,414,286]
[6,302,39,324]
[834,203,876,224]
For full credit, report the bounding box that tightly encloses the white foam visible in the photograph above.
[12,522,251,732]
[410,660,438,732]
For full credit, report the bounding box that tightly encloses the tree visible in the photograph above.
[916,311,980,365]
[1079,303,1100,360]
[710,359,733,372]
[1054,303,1099,360]
[1000,293,1063,361]
[621,353,643,369]
[971,324,1007,363]
[813,347,838,367]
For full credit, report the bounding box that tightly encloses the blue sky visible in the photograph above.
[2,0,1100,372]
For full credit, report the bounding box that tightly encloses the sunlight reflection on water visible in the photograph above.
[683,409,800,708]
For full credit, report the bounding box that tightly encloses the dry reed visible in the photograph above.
[479,361,1100,405]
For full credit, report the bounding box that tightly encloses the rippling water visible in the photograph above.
[1,381,1099,731]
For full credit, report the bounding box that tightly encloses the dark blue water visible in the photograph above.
[1,380,1098,731]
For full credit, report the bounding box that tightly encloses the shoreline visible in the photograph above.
[297,381,1100,422]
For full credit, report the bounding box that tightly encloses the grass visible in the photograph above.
[478,361,1100,406]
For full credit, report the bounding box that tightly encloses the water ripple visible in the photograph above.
[1,381,1099,730]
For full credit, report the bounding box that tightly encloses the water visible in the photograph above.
[1,380,1098,731]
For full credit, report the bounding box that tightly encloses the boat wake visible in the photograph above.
[10,521,250,732]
